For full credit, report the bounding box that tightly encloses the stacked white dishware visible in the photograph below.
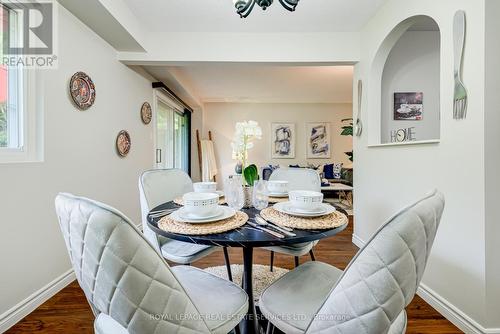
[267,180,289,197]
[171,192,235,223]
[273,190,336,217]
[193,181,224,197]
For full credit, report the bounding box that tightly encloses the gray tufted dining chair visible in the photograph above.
[139,169,233,280]
[139,169,216,263]
[260,190,445,334]
[55,193,248,334]
[266,168,322,270]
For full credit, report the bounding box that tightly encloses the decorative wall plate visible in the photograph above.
[69,72,96,110]
[141,102,152,124]
[116,130,131,157]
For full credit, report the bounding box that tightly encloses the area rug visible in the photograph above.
[325,198,353,216]
[203,264,289,301]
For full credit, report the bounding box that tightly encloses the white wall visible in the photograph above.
[0,3,154,325]
[381,31,440,143]
[355,0,488,331]
[119,32,361,64]
[484,0,500,329]
[202,102,352,185]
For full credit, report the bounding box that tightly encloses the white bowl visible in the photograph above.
[289,190,323,212]
[193,182,217,193]
[182,192,219,217]
[268,180,289,194]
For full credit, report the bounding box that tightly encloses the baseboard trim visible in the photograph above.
[350,234,499,334]
[351,233,365,249]
[418,284,500,334]
[0,269,75,333]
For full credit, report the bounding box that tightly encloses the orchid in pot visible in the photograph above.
[231,121,262,206]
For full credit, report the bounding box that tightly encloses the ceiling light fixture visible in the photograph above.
[233,0,299,18]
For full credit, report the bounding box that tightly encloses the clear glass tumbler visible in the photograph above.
[252,180,269,210]
[224,176,245,211]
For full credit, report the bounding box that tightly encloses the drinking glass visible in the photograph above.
[224,176,245,211]
[252,180,269,210]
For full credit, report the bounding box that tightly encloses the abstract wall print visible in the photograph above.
[394,92,423,120]
[271,122,295,158]
[306,122,331,159]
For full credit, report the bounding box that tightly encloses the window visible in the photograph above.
[0,4,23,150]
[155,92,190,173]
[0,4,41,163]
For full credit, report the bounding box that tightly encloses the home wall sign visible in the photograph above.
[390,127,416,143]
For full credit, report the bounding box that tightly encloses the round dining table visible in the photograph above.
[147,201,348,334]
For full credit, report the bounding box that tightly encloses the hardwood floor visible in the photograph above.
[6,220,461,334]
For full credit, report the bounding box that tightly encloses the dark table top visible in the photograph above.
[147,201,348,247]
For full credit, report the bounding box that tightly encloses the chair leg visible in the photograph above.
[294,256,300,268]
[270,251,275,272]
[309,249,316,261]
[223,247,233,282]
[266,321,275,334]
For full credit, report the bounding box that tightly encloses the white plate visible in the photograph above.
[286,205,327,215]
[179,207,223,220]
[273,202,336,217]
[171,206,236,224]
[268,192,289,198]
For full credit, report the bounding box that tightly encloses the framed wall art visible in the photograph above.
[271,122,295,159]
[306,122,331,159]
[394,92,423,120]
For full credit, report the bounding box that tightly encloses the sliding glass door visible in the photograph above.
[173,111,189,171]
[155,94,189,173]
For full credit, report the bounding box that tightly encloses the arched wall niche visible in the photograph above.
[368,15,441,146]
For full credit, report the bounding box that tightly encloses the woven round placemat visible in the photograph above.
[260,207,348,230]
[158,211,248,235]
[268,196,288,204]
[174,196,226,206]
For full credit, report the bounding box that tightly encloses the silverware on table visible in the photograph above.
[354,79,363,136]
[256,214,293,232]
[255,215,296,237]
[247,222,285,238]
[453,10,468,119]
[148,208,178,218]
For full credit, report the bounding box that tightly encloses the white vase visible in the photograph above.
[243,186,253,208]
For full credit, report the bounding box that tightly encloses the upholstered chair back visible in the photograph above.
[269,168,321,192]
[306,190,445,333]
[139,169,193,251]
[55,193,211,333]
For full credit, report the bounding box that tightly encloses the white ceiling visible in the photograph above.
[145,64,353,104]
[123,0,386,33]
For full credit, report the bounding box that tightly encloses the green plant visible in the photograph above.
[243,164,259,187]
[341,118,353,162]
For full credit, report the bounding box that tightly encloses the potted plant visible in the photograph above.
[341,118,354,162]
[231,121,262,207]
